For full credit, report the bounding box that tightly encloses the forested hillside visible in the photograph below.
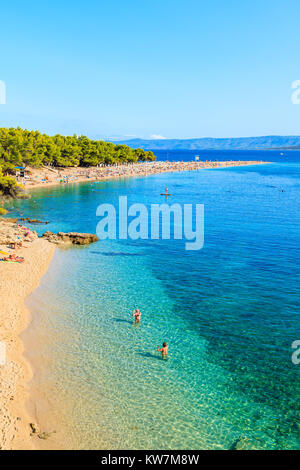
[116,135,300,150]
[0,127,156,172]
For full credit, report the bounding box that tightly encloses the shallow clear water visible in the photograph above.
[8,161,300,449]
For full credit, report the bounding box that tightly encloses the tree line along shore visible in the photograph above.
[0,127,270,212]
[0,128,156,170]
[0,127,156,210]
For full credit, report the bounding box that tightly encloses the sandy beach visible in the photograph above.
[21,160,269,190]
[0,221,55,449]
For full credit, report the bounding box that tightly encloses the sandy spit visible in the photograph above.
[21,160,270,190]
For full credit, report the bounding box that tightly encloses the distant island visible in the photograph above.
[113,136,300,151]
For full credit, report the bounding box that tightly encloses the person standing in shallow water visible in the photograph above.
[132,308,141,324]
[157,342,169,360]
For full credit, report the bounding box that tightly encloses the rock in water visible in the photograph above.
[230,436,264,450]
[42,231,98,245]
[20,218,49,224]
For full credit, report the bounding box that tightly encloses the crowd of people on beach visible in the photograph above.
[20,160,267,188]
[0,222,37,264]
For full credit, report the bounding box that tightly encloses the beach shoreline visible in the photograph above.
[22,160,271,191]
[0,159,270,450]
[0,233,56,450]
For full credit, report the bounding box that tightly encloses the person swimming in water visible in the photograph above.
[157,342,168,360]
[132,308,141,324]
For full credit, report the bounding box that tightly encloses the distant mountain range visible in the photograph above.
[113,136,300,150]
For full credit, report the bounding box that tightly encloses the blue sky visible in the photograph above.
[0,0,300,139]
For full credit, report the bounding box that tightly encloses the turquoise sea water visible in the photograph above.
[7,162,300,449]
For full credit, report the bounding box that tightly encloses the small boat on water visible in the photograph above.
[160,187,172,196]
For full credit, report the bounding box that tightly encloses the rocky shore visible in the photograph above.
[0,219,38,246]
[42,231,98,245]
